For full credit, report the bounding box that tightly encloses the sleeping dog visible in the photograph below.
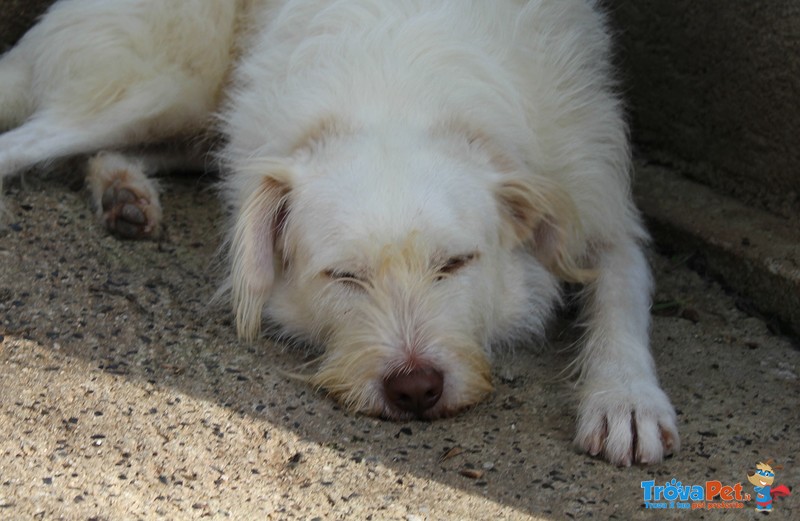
[0,0,678,465]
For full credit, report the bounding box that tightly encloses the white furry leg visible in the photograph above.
[86,152,162,239]
[574,241,679,466]
[0,117,114,179]
[0,117,102,216]
[0,115,139,220]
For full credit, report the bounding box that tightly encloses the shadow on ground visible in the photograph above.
[1,176,798,519]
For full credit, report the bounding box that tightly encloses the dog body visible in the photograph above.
[0,0,678,465]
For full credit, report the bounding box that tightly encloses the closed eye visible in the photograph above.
[436,253,477,279]
[322,269,368,290]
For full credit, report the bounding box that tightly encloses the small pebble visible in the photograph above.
[459,468,484,479]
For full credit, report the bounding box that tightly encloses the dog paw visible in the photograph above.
[100,183,160,239]
[575,382,679,466]
[87,153,162,239]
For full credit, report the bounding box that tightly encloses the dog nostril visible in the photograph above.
[383,368,444,416]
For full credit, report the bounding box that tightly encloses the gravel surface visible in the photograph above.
[1,175,798,519]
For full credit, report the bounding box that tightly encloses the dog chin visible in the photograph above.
[377,399,480,422]
[326,380,489,422]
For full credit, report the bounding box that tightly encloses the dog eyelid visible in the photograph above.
[322,269,367,287]
[437,253,477,276]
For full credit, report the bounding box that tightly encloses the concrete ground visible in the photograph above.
[1,174,798,520]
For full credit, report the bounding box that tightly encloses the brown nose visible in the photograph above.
[384,368,444,416]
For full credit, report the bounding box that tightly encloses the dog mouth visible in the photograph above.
[305,326,494,420]
[380,397,462,422]
[380,405,459,422]
[308,364,488,421]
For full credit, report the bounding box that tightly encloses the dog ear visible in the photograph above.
[495,173,594,283]
[230,169,292,342]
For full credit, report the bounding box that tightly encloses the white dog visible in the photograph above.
[0,0,679,466]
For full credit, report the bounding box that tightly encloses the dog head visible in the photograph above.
[225,120,586,419]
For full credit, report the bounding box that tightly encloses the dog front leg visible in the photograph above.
[574,240,679,466]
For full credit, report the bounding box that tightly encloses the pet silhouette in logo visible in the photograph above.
[747,460,791,512]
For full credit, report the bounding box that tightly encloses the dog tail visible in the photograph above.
[0,48,35,132]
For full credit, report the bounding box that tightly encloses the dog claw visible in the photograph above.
[576,384,679,466]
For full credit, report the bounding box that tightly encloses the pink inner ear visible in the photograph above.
[532,215,562,268]
[496,179,542,244]
[244,177,288,291]
[272,198,290,244]
[232,173,292,341]
[245,214,275,295]
[496,176,594,283]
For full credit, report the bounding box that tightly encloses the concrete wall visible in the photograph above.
[608,1,800,334]
[608,0,800,219]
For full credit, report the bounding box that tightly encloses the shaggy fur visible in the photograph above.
[0,0,679,466]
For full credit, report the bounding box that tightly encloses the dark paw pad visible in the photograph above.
[101,186,157,239]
